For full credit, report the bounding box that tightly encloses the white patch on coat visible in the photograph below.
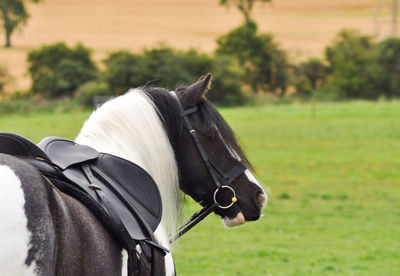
[164,251,175,276]
[153,225,175,275]
[244,170,268,207]
[0,165,36,275]
[121,250,128,276]
[245,170,267,198]
[223,212,246,227]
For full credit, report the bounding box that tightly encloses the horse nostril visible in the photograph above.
[255,192,268,208]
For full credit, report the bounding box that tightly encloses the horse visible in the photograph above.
[0,74,267,275]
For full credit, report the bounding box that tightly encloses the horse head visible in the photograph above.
[172,74,267,227]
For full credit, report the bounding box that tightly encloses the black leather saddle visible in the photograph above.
[0,132,167,276]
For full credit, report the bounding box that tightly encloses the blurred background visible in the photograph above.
[1,0,400,103]
[0,0,399,275]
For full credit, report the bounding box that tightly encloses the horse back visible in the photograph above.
[0,154,123,276]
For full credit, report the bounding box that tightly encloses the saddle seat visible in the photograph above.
[0,132,165,256]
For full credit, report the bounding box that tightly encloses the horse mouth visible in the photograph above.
[223,212,246,227]
[223,192,268,227]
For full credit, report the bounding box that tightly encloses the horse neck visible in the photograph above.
[75,89,180,247]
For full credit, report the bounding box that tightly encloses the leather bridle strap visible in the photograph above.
[209,156,247,186]
[169,91,247,243]
[181,107,223,188]
[169,204,218,243]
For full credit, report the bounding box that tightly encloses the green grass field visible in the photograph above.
[1,101,399,275]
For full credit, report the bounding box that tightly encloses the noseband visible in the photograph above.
[169,91,247,242]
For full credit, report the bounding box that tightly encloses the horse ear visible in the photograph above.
[180,73,212,108]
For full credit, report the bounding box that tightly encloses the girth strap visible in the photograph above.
[81,164,140,275]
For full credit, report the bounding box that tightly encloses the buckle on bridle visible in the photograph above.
[213,185,237,209]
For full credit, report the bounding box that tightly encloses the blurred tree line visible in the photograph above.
[18,24,400,107]
[2,0,400,106]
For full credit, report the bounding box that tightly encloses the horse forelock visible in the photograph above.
[75,89,181,248]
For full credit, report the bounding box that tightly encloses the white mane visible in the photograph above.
[75,89,180,249]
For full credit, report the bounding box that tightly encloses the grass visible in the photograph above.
[1,100,399,275]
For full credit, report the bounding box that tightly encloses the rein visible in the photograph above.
[169,91,247,243]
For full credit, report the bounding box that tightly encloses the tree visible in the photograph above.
[216,20,289,94]
[207,55,245,105]
[103,51,143,95]
[27,43,98,98]
[219,0,271,22]
[0,0,42,48]
[373,38,400,98]
[292,58,329,97]
[103,46,245,105]
[324,29,381,99]
[104,46,214,94]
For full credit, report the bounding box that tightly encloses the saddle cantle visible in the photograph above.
[0,132,167,275]
[0,132,51,161]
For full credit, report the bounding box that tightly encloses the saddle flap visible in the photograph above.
[95,154,163,232]
[61,167,150,241]
[38,137,99,170]
[0,132,50,161]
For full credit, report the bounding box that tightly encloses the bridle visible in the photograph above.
[169,91,247,242]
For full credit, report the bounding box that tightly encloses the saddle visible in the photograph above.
[0,132,167,276]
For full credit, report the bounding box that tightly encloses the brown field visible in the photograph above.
[0,0,395,92]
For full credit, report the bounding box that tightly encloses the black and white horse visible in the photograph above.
[0,75,267,275]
